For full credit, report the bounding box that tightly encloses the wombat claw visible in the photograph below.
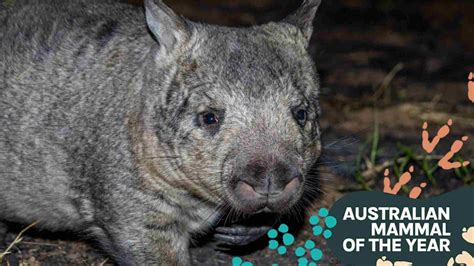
[215,225,271,246]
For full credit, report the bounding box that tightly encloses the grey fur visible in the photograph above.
[0,0,322,264]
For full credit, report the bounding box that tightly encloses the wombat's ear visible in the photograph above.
[144,0,191,54]
[281,0,322,44]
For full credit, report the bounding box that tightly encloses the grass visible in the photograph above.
[454,156,474,184]
[353,114,379,191]
[0,222,38,265]
[353,127,474,192]
[352,62,473,192]
[373,63,404,106]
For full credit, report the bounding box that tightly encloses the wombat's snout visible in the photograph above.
[230,158,304,213]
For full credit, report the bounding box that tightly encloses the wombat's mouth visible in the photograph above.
[222,153,307,214]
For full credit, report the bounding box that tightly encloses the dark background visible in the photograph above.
[1,0,473,265]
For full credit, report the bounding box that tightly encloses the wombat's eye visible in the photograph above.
[202,113,219,125]
[294,109,307,126]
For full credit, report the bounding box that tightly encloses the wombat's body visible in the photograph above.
[0,1,200,264]
[0,0,322,264]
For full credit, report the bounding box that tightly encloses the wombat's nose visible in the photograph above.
[231,161,303,213]
[243,161,300,195]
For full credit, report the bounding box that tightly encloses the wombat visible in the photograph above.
[0,0,322,264]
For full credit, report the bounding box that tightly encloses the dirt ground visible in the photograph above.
[1,0,473,265]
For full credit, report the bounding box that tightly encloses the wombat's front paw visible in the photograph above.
[215,225,270,246]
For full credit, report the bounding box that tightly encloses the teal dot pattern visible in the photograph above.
[309,208,337,239]
[266,223,295,255]
[282,233,295,246]
[232,257,253,266]
[267,229,278,238]
[277,246,287,255]
[294,240,323,266]
[268,240,279,250]
[231,207,338,265]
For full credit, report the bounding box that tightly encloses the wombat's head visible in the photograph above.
[141,0,322,215]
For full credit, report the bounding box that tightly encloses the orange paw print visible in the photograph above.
[422,119,470,170]
[383,166,427,199]
[469,72,474,103]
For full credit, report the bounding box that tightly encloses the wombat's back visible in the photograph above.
[0,0,150,230]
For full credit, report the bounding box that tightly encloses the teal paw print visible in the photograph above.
[232,257,253,266]
[309,208,337,239]
[294,240,323,266]
[267,223,295,255]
